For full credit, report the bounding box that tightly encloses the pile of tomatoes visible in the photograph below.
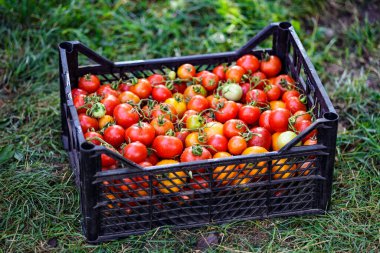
[73,53,317,197]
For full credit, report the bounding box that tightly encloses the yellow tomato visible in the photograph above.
[165,93,187,117]
[185,132,206,147]
[204,121,224,138]
[269,100,286,110]
[240,146,268,177]
[99,115,114,129]
[118,91,140,104]
[155,160,187,194]
[213,152,238,184]
[272,158,296,179]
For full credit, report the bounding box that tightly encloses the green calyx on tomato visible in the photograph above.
[191,144,204,156]
[186,115,205,130]
[165,129,176,136]
[87,102,106,118]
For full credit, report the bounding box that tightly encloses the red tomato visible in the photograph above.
[101,94,120,116]
[97,84,119,98]
[181,110,198,123]
[175,130,190,146]
[152,135,184,158]
[148,74,166,86]
[103,125,125,148]
[227,136,247,155]
[71,88,88,99]
[183,85,207,100]
[275,74,295,92]
[225,65,245,83]
[208,95,227,109]
[78,74,100,93]
[152,85,172,102]
[84,131,103,145]
[180,145,212,162]
[129,78,152,99]
[101,149,117,167]
[145,150,159,165]
[79,113,99,133]
[237,54,260,73]
[265,84,281,101]
[293,111,312,129]
[125,122,156,146]
[207,134,228,154]
[172,82,187,94]
[223,119,248,139]
[117,82,131,92]
[295,120,317,142]
[201,72,219,92]
[150,117,174,136]
[239,83,251,103]
[113,103,139,129]
[177,63,196,80]
[74,94,87,114]
[122,142,148,164]
[282,90,300,103]
[260,55,282,77]
[238,105,261,125]
[259,110,274,133]
[251,71,267,90]
[246,89,268,106]
[139,161,153,167]
[215,101,239,123]
[286,97,307,114]
[187,95,210,112]
[118,91,140,104]
[212,65,226,81]
[236,102,243,111]
[247,127,272,150]
[151,103,177,122]
[269,108,291,132]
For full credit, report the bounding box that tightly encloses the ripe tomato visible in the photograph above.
[97,84,119,98]
[204,121,224,138]
[122,141,148,164]
[165,94,187,117]
[246,89,268,106]
[180,145,212,163]
[147,74,165,86]
[259,110,274,133]
[172,82,187,94]
[201,72,219,92]
[187,95,210,112]
[304,138,317,146]
[186,115,205,130]
[117,81,131,92]
[239,83,251,103]
[237,54,260,73]
[177,63,196,80]
[294,120,316,142]
[79,113,99,133]
[215,101,239,123]
[103,125,125,148]
[101,149,117,167]
[152,135,184,158]
[269,100,286,110]
[277,131,300,149]
[98,115,114,129]
[260,54,282,77]
[272,158,296,179]
[238,105,261,125]
[247,127,271,150]
[286,96,307,114]
[269,108,291,132]
[183,85,207,100]
[207,134,228,154]
[293,110,312,124]
[139,161,152,167]
[145,149,159,165]
[71,88,88,99]
[152,85,172,102]
[185,132,206,147]
[228,136,247,155]
[282,90,300,103]
[213,152,237,185]
[78,74,100,93]
[113,103,139,129]
[150,116,174,136]
[225,65,245,83]
[175,130,190,146]
[118,91,140,104]
[101,94,120,116]
[275,74,295,92]
[181,109,198,123]
[125,122,155,146]
[223,119,248,139]
[151,103,177,122]
[251,71,267,90]
[74,94,87,114]
[129,78,152,99]
[84,131,103,145]
[265,84,281,101]
[212,65,226,81]
[231,174,252,186]
[208,95,227,109]
[240,146,268,177]
[271,132,282,151]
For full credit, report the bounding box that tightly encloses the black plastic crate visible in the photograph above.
[58,22,338,243]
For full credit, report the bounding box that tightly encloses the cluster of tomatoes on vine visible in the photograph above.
[72,53,317,195]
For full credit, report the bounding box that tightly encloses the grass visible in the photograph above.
[0,0,379,251]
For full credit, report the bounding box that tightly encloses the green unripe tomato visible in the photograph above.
[277,131,301,149]
[222,83,243,101]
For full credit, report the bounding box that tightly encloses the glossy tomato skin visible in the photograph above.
[212,65,226,81]
[172,82,187,94]
[286,97,307,114]
[282,90,300,103]
[145,151,159,165]
[78,74,100,93]
[208,95,227,109]
[101,151,116,167]
[265,84,281,101]
[295,120,316,142]
[207,134,228,154]
[148,74,165,86]
[151,103,177,122]
[189,176,209,190]
[130,78,152,99]
[260,55,282,77]
[150,117,174,136]
[236,54,260,73]
[246,89,268,106]
[165,94,187,117]
[238,105,261,125]
[215,101,239,123]
[259,110,274,133]
[113,103,139,129]
[184,85,207,100]
[223,119,248,139]
[225,65,245,83]
[125,122,156,146]
[201,72,219,92]
[175,130,190,146]
[275,74,295,92]
[177,63,196,80]
[247,127,271,150]
[180,145,212,162]
[104,125,125,148]
[293,111,312,129]
[79,113,99,133]
[97,84,119,98]
[152,85,172,102]
[101,94,120,116]
[251,71,267,90]
[122,141,148,164]
[269,108,291,132]
[152,135,184,158]
[181,110,198,123]
[118,91,140,104]
[187,95,210,112]
[239,83,251,103]
[74,94,87,114]
[227,136,247,155]
[84,131,103,145]
[71,88,88,99]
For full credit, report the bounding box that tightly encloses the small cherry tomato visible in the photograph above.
[78,74,100,93]
[238,105,261,125]
[122,141,148,164]
[228,136,247,155]
[129,78,152,99]
[225,65,245,83]
[152,85,173,102]
[269,108,291,132]
[104,125,125,148]
[260,54,282,77]
[177,63,196,80]
[236,54,260,73]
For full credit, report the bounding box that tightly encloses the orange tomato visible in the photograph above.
[118,91,140,104]
[228,136,247,155]
[272,158,296,180]
[99,115,114,129]
[185,132,207,147]
[155,160,187,194]
[213,152,238,185]
[271,132,282,151]
[304,138,317,146]
[204,121,224,138]
[269,100,286,110]
[240,146,268,177]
